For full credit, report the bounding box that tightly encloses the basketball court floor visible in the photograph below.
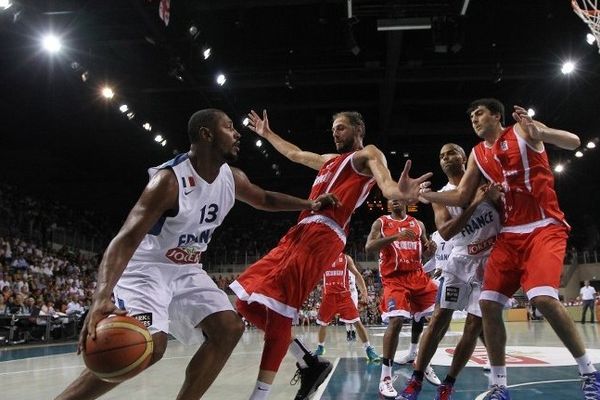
[1,320,599,399]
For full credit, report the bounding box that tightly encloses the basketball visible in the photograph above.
[83,315,154,383]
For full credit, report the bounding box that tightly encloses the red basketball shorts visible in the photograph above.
[316,291,360,325]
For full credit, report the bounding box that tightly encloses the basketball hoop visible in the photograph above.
[572,0,600,52]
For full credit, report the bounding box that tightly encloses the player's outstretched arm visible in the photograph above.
[513,105,580,150]
[247,109,337,170]
[357,145,432,202]
[232,167,340,211]
[81,169,178,352]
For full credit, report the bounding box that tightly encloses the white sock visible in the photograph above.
[363,341,371,350]
[345,324,353,332]
[490,366,507,387]
[289,338,310,368]
[249,381,271,400]
[576,354,597,374]
[381,364,393,381]
[408,342,418,355]
[318,342,325,347]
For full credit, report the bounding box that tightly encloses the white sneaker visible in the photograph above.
[483,361,491,371]
[379,376,398,398]
[424,364,441,386]
[394,351,417,364]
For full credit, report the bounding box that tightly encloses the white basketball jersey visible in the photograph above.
[348,271,358,295]
[450,201,500,257]
[130,153,235,265]
[439,182,462,218]
[430,230,453,272]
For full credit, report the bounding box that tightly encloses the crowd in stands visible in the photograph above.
[1,181,599,346]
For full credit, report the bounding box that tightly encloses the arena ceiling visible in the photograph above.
[1,0,599,234]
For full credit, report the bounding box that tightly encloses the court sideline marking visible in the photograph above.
[312,357,340,400]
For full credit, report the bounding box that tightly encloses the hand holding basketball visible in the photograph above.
[83,315,154,383]
[78,297,126,355]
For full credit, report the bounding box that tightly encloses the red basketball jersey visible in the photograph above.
[298,152,375,233]
[378,215,423,276]
[322,253,349,295]
[472,126,568,229]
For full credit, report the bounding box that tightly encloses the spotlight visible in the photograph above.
[202,47,211,60]
[242,117,250,126]
[42,34,62,54]
[119,104,129,113]
[255,139,263,147]
[390,151,397,155]
[126,112,135,120]
[70,62,80,70]
[142,122,152,131]
[161,140,167,147]
[216,74,226,86]
[81,71,89,82]
[575,150,584,158]
[101,87,114,99]
[587,33,596,45]
[403,152,410,158]
[554,164,564,173]
[154,134,163,142]
[188,25,199,38]
[527,108,535,117]
[587,141,596,149]
[561,61,576,75]
[1,0,12,10]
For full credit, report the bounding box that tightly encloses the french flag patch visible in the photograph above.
[181,176,196,188]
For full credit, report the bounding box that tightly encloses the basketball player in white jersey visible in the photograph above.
[345,269,359,341]
[54,109,340,400]
[398,143,500,400]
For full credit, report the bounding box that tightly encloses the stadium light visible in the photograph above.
[119,104,129,113]
[554,164,564,173]
[575,151,584,158]
[587,33,596,45]
[0,0,13,10]
[154,134,163,142]
[242,117,250,126]
[256,140,263,147]
[101,87,114,99]
[142,122,152,131]
[561,61,576,75]
[216,74,226,86]
[587,141,596,149]
[203,47,212,60]
[41,34,62,54]
[527,108,535,117]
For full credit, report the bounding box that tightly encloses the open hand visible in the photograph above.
[398,160,433,203]
[513,105,543,141]
[247,109,272,138]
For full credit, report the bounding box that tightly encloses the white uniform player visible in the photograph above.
[438,187,501,317]
[114,154,236,345]
[348,270,359,307]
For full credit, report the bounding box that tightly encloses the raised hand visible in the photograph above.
[77,297,127,354]
[398,160,433,203]
[247,109,272,138]
[513,105,543,141]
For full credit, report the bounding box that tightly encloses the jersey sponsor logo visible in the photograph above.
[325,270,345,276]
[459,211,495,237]
[393,241,419,250]
[165,246,203,264]
[467,236,496,255]
[313,171,332,187]
[444,286,460,302]
[431,346,600,368]
[131,312,153,328]
[387,298,396,311]
[178,230,212,246]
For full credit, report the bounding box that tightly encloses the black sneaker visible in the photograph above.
[346,330,353,342]
[290,356,333,400]
[351,330,356,341]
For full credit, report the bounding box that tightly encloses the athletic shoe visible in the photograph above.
[394,351,417,364]
[378,376,397,399]
[290,356,332,400]
[424,364,441,386]
[434,383,454,400]
[582,371,600,400]
[397,376,422,400]
[346,330,353,342]
[482,385,511,400]
[483,361,491,371]
[314,345,325,356]
[366,346,381,363]
[351,330,356,341]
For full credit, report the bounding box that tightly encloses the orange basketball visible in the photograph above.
[83,315,154,382]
